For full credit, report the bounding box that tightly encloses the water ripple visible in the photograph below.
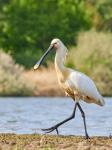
[0,97,111,136]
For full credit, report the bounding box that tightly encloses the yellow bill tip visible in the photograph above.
[34,64,39,70]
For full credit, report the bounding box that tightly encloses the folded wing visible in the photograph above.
[70,71,105,106]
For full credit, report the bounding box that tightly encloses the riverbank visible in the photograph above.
[0,134,111,150]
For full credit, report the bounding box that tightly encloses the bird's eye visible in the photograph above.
[52,42,58,48]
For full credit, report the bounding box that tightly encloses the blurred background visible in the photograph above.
[0,0,112,96]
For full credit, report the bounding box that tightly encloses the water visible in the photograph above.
[0,97,111,136]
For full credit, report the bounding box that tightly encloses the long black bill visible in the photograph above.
[34,45,53,70]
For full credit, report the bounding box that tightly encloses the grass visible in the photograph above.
[0,50,36,96]
[0,50,63,96]
[0,134,112,150]
[67,30,112,96]
[0,30,112,96]
[22,30,112,96]
[23,64,64,96]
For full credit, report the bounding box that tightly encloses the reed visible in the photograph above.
[0,50,35,96]
[67,30,112,96]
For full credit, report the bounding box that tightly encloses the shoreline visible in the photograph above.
[0,134,112,149]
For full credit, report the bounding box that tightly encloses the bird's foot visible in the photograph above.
[109,133,112,138]
[42,125,59,135]
[85,133,90,139]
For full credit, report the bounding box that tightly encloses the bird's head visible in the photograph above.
[34,38,64,70]
[50,38,62,49]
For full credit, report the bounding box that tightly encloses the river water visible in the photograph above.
[0,97,111,136]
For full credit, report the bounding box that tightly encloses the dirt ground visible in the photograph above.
[0,134,112,150]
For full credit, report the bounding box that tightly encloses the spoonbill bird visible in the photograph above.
[34,38,105,139]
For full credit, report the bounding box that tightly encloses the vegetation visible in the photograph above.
[1,30,112,96]
[67,30,112,96]
[0,0,112,96]
[0,50,35,96]
[24,29,112,96]
[0,0,91,67]
[0,0,111,68]
[24,65,64,96]
[0,134,111,150]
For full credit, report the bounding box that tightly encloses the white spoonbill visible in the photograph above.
[34,38,105,139]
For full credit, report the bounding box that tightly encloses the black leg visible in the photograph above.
[77,103,90,139]
[42,103,77,134]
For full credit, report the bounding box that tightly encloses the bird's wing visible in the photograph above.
[70,71,105,106]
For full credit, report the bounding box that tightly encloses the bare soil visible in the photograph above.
[0,134,112,150]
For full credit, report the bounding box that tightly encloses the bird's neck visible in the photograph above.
[55,46,68,82]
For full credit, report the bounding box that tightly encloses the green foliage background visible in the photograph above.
[0,0,112,68]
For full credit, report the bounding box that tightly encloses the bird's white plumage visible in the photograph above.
[34,38,105,138]
[51,38,105,107]
[35,38,105,107]
[66,70,105,106]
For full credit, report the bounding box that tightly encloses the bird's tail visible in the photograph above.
[98,95,105,106]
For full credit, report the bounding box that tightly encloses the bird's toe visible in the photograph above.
[41,126,59,134]
[85,134,90,139]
